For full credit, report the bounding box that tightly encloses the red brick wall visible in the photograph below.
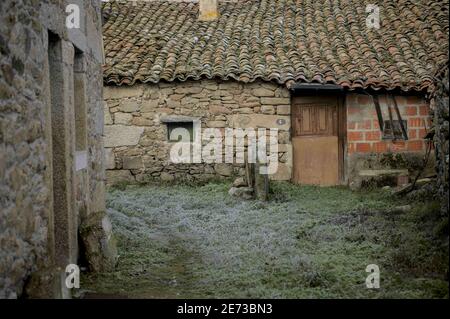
[346,94,432,154]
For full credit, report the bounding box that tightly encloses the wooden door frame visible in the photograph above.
[291,94,347,185]
[337,95,347,185]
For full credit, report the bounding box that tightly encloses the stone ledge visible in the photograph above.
[358,169,409,177]
[160,115,200,123]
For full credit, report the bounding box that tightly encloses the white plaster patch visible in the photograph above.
[75,150,88,171]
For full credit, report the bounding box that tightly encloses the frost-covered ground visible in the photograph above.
[82,182,448,298]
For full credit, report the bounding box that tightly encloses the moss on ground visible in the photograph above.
[81,182,448,298]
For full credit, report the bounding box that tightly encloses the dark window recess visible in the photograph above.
[372,94,408,140]
[167,122,194,142]
[383,120,408,140]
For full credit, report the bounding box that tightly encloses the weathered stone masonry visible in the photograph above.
[1,0,109,298]
[431,65,449,215]
[103,80,292,184]
[104,81,433,186]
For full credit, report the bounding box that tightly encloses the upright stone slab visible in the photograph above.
[254,163,269,201]
[79,211,118,272]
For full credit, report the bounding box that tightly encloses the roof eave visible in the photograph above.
[290,83,344,94]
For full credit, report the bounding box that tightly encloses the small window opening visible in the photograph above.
[372,94,408,141]
[167,122,194,142]
[383,120,408,140]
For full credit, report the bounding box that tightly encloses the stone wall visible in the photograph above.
[103,80,435,187]
[0,0,105,298]
[103,80,292,184]
[431,65,449,215]
[346,93,434,187]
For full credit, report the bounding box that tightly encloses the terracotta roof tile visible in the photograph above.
[102,0,449,91]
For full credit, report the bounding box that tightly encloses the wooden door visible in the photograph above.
[292,96,341,186]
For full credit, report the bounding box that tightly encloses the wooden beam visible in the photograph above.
[390,95,409,140]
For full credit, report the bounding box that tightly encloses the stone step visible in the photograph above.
[358,169,409,177]
[357,169,410,188]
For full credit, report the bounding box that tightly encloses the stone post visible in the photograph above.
[254,162,269,201]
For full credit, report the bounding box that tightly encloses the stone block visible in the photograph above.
[277,105,291,115]
[104,148,115,169]
[122,156,143,170]
[132,117,153,126]
[141,99,159,112]
[207,121,226,128]
[104,125,144,147]
[120,99,140,113]
[261,97,290,105]
[166,100,181,109]
[160,172,175,182]
[215,163,233,176]
[252,88,275,97]
[106,170,135,185]
[278,144,291,152]
[114,112,132,125]
[269,163,292,181]
[170,94,184,101]
[203,82,218,90]
[275,87,291,98]
[104,102,113,125]
[79,211,118,272]
[237,108,253,114]
[209,105,231,114]
[90,181,106,213]
[241,102,260,108]
[229,114,290,131]
[278,131,290,144]
[261,105,275,115]
[233,177,248,187]
[175,87,203,94]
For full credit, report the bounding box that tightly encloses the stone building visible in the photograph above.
[1,0,114,298]
[102,0,448,187]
